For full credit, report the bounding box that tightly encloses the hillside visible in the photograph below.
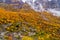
[0,7,60,40]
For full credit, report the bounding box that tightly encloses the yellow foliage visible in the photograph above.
[38,36,44,40]
[22,36,33,40]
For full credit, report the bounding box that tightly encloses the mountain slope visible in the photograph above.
[0,7,60,40]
